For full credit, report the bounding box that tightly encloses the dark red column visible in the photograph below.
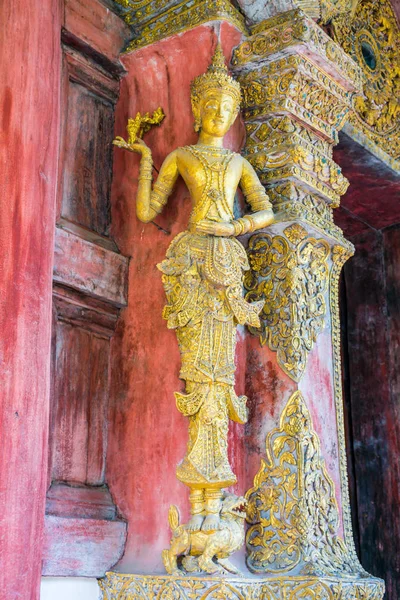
[0,2,61,598]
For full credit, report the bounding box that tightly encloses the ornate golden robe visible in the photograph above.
[158,232,263,488]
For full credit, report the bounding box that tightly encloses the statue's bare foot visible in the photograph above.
[201,514,220,531]
[186,514,204,532]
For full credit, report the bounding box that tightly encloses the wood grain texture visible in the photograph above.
[53,227,128,306]
[42,514,127,577]
[60,76,115,234]
[64,0,130,67]
[342,230,394,596]
[0,0,62,597]
[50,321,110,485]
[44,0,129,577]
[53,284,120,337]
[381,226,400,600]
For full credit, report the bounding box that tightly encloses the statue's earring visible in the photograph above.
[194,118,201,132]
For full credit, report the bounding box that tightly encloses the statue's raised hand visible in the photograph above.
[113,137,151,157]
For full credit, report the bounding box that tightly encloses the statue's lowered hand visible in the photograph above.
[195,220,235,237]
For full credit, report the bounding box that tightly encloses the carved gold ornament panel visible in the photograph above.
[113,0,246,51]
[332,0,400,164]
[242,114,350,209]
[244,225,330,382]
[266,182,351,247]
[239,54,354,147]
[246,390,357,576]
[320,0,358,23]
[232,10,363,94]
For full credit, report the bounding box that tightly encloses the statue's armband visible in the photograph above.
[150,151,179,216]
[240,158,272,213]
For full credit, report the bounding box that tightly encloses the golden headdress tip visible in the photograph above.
[190,43,242,108]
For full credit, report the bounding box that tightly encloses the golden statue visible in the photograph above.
[114,44,274,574]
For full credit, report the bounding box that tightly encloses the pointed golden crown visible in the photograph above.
[190,43,242,108]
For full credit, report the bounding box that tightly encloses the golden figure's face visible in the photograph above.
[199,90,237,137]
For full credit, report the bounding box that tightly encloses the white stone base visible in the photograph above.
[41,577,100,600]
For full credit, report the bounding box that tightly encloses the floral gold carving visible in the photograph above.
[296,0,321,19]
[242,117,354,224]
[113,0,247,51]
[320,0,357,24]
[332,0,400,166]
[266,183,352,248]
[244,225,330,382]
[232,10,363,94]
[246,390,357,576]
[232,14,361,225]
[238,54,354,145]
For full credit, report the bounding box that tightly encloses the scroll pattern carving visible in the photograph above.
[241,112,350,208]
[266,183,349,246]
[238,55,353,145]
[244,225,330,382]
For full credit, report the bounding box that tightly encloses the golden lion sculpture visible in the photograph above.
[162,493,247,576]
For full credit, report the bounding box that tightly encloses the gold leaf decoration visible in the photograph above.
[332,0,400,165]
[244,226,330,382]
[246,391,359,576]
[112,0,247,51]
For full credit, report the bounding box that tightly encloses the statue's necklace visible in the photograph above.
[186,145,234,220]
[191,144,234,172]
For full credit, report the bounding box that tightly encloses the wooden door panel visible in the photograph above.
[52,321,92,484]
[61,81,114,235]
[86,334,109,485]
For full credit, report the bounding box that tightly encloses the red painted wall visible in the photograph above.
[107,22,247,573]
[0,1,62,598]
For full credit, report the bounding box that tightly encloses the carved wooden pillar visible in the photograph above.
[230,8,385,597]
[0,2,62,599]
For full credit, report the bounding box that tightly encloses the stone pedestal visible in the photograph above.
[100,571,384,599]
